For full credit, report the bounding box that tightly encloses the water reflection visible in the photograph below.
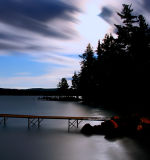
[0,96,150,160]
[118,138,150,160]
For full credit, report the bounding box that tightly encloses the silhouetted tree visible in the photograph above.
[79,43,95,69]
[71,72,79,90]
[79,43,96,101]
[57,78,69,95]
[115,4,138,56]
[58,4,150,105]
[117,4,138,27]
[71,72,80,97]
[57,78,69,90]
[96,40,102,60]
[135,15,150,63]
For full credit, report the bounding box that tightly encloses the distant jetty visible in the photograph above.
[38,96,81,102]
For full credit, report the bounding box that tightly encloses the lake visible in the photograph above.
[0,96,150,160]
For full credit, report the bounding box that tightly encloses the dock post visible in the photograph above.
[77,120,79,128]
[0,117,7,127]
[68,119,70,132]
[28,118,30,129]
[4,117,6,126]
[38,118,40,128]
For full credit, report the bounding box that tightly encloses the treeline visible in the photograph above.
[59,4,150,104]
[0,88,58,96]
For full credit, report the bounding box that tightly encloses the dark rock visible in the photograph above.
[93,125,103,134]
[80,123,93,135]
[81,115,150,139]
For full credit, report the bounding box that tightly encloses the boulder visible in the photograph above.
[80,123,93,135]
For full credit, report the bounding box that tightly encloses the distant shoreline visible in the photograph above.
[0,88,59,96]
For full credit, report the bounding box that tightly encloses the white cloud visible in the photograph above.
[3,0,143,88]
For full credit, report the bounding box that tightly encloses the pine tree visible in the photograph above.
[117,4,137,27]
[96,40,102,60]
[79,43,95,101]
[57,78,69,90]
[71,72,79,90]
[115,4,138,55]
[80,43,95,70]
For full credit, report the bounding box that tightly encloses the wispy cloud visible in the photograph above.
[0,0,81,54]
[32,53,80,68]
[0,0,79,37]
[1,0,149,89]
[0,0,88,88]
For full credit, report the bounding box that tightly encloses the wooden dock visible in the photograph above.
[0,114,110,132]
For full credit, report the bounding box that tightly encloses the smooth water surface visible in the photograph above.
[0,96,150,160]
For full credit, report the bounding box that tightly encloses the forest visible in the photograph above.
[58,4,150,106]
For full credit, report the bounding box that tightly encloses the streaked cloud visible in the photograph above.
[0,0,79,38]
[0,0,81,54]
[1,0,149,88]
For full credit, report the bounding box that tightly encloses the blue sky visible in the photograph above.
[0,54,51,77]
[0,0,149,88]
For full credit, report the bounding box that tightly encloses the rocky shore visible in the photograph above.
[81,114,150,138]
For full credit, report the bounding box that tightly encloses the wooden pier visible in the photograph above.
[0,114,110,132]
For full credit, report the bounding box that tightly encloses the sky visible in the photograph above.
[0,0,150,89]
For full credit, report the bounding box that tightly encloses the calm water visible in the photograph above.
[0,96,150,160]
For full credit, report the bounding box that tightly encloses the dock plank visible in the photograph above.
[0,114,110,121]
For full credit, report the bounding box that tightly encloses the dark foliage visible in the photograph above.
[57,78,69,95]
[69,4,150,107]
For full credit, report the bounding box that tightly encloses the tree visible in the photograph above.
[95,34,116,94]
[115,4,138,56]
[117,4,137,27]
[96,40,102,60]
[79,43,96,101]
[57,78,69,91]
[135,15,150,63]
[71,72,80,98]
[71,72,79,90]
[80,43,95,70]
[114,4,150,102]
[115,4,150,65]
[57,4,150,104]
